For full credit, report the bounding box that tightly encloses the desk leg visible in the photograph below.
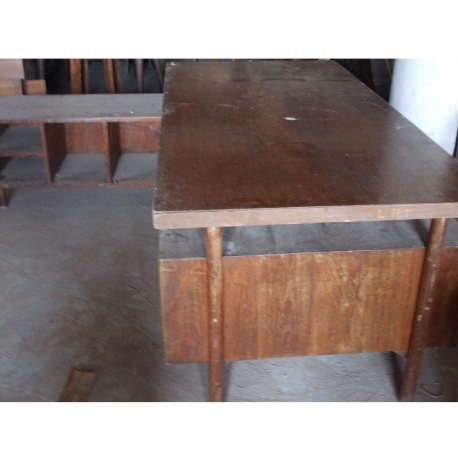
[206,227,224,402]
[401,218,448,401]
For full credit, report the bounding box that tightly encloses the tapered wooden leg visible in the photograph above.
[206,227,224,402]
[401,218,448,401]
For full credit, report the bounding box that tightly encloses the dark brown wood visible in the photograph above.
[153,61,458,229]
[401,218,449,402]
[103,59,115,94]
[206,227,224,402]
[69,59,82,94]
[59,369,98,402]
[135,59,143,93]
[0,94,163,124]
[155,60,458,401]
[42,123,67,183]
[22,79,47,95]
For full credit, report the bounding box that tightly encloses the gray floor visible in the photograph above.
[0,187,457,401]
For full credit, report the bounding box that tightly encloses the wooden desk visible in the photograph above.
[153,60,458,401]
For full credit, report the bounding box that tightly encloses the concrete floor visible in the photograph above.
[0,186,457,401]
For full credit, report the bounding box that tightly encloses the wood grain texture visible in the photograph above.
[69,59,82,94]
[206,227,224,401]
[160,248,424,363]
[0,59,24,79]
[159,258,208,363]
[402,218,449,401]
[154,60,458,229]
[118,120,161,153]
[65,122,108,154]
[22,79,46,95]
[63,120,160,154]
[0,94,163,124]
[428,246,458,348]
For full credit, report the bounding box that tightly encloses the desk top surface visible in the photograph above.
[0,94,163,123]
[154,60,458,229]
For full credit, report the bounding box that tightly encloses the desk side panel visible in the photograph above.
[159,248,426,363]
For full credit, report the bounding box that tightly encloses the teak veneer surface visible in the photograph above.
[154,60,458,229]
[0,94,164,124]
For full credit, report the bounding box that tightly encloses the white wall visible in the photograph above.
[389,59,458,155]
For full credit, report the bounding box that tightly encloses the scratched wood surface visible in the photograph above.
[159,249,425,363]
[0,94,163,124]
[160,248,458,363]
[154,60,458,229]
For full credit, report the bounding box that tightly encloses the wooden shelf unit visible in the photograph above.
[0,94,163,204]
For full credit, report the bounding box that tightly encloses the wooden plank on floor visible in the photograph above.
[59,369,98,402]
